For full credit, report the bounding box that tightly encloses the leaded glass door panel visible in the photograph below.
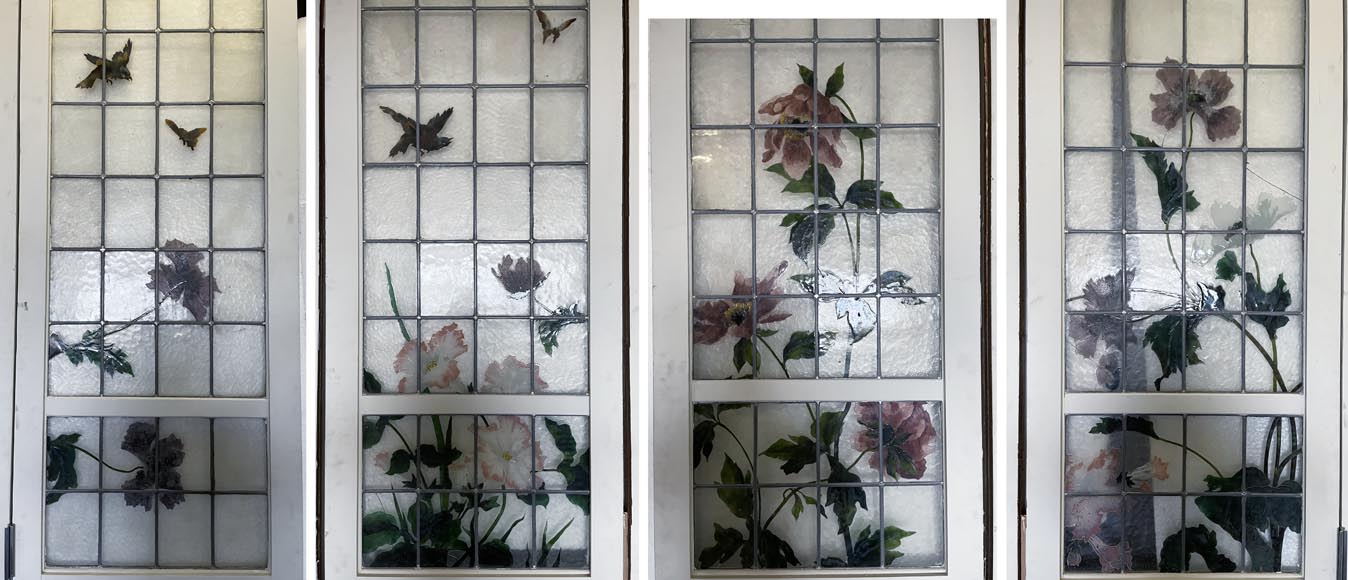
[9,0,303,577]
[1022,0,1343,575]
[649,19,986,579]
[320,0,625,577]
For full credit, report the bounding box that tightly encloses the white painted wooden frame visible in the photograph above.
[0,0,20,573]
[319,0,626,577]
[649,18,986,580]
[8,0,304,577]
[1021,0,1344,577]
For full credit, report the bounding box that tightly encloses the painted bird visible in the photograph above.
[77,39,133,89]
[165,119,207,150]
[379,105,453,157]
[536,10,577,44]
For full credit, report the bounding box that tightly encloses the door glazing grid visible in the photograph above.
[43,0,270,569]
[687,19,949,571]
[1061,0,1305,573]
[358,0,592,570]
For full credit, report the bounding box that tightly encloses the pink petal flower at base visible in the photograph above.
[392,323,470,393]
[482,355,550,393]
[476,416,537,490]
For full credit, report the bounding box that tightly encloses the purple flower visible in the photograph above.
[492,254,548,297]
[854,402,938,480]
[147,239,219,323]
[758,84,846,180]
[1150,59,1242,142]
[693,261,791,345]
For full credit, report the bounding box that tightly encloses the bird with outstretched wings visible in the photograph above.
[77,39,133,89]
[380,105,454,158]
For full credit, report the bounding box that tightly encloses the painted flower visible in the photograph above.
[1201,194,1298,259]
[147,239,220,322]
[1126,456,1171,492]
[692,261,791,345]
[854,402,938,480]
[493,254,549,297]
[372,449,393,472]
[477,416,537,489]
[1150,59,1242,141]
[758,84,846,180]
[1068,270,1134,390]
[393,323,469,393]
[482,355,550,393]
[119,421,187,510]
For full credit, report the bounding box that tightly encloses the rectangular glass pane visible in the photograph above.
[1061,1,1305,574]
[691,401,945,570]
[360,414,590,569]
[360,4,591,397]
[44,417,269,568]
[689,19,942,380]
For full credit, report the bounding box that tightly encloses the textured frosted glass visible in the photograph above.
[363,168,417,240]
[104,251,155,320]
[691,20,749,39]
[157,494,212,566]
[214,0,264,29]
[48,324,102,395]
[419,243,475,316]
[534,321,586,393]
[419,167,474,240]
[1065,233,1123,311]
[691,214,751,297]
[533,167,587,240]
[418,88,472,163]
[753,42,810,114]
[879,42,938,124]
[532,243,587,313]
[1064,0,1115,62]
[214,33,265,103]
[214,419,268,490]
[418,13,473,85]
[1066,152,1123,230]
[477,11,531,84]
[104,179,155,247]
[46,417,101,489]
[818,19,876,39]
[105,0,155,29]
[159,107,211,176]
[534,494,589,567]
[45,492,98,565]
[102,495,156,566]
[690,130,751,210]
[534,12,586,83]
[51,107,102,175]
[880,213,940,294]
[52,34,104,104]
[362,89,414,163]
[880,19,938,38]
[878,128,940,209]
[363,321,412,394]
[161,0,209,29]
[160,180,211,246]
[1247,69,1304,148]
[158,324,211,396]
[753,19,812,38]
[755,403,815,483]
[1249,0,1304,64]
[213,252,264,322]
[476,89,530,162]
[160,34,211,102]
[213,105,265,175]
[213,324,266,396]
[160,417,212,489]
[49,252,101,320]
[53,0,102,30]
[50,179,102,248]
[100,323,154,396]
[1126,0,1182,62]
[879,298,941,377]
[476,167,530,240]
[1065,67,1119,147]
[214,179,265,247]
[417,415,476,488]
[534,89,587,162]
[690,44,750,125]
[818,43,876,122]
[1186,0,1244,64]
[214,495,268,567]
[363,12,415,86]
[884,486,944,567]
[364,243,417,316]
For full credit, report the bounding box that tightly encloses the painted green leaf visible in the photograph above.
[762,435,818,475]
[788,211,836,261]
[782,330,827,361]
[361,512,403,553]
[816,410,845,450]
[844,179,902,209]
[824,456,866,531]
[697,523,749,569]
[824,63,845,97]
[1142,314,1202,390]
[478,538,515,567]
[362,415,406,450]
[797,64,815,87]
[363,369,383,394]
[848,126,877,141]
[366,540,418,567]
[732,336,758,373]
[1244,273,1291,338]
[385,449,414,475]
[758,528,802,568]
[417,443,462,468]
[692,420,716,468]
[45,433,81,501]
[537,304,584,355]
[1159,525,1237,572]
[1131,133,1199,225]
[1215,251,1242,281]
[1089,416,1160,439]
[545,418,579,461]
